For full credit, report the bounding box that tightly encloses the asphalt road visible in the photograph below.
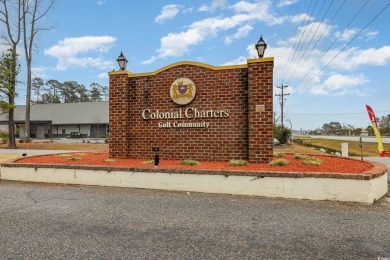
[307,135,390,144]
[1,181,390,259]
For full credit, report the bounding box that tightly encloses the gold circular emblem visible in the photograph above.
[170,78,196,105]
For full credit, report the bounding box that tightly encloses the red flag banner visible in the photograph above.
[365,105,386,157]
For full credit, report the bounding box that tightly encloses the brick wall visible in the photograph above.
[109,59,273,163]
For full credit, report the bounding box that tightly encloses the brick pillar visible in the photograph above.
[109,71,130,158]
[247,58,274,163]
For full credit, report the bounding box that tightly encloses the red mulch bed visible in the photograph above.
[15,152,373,174]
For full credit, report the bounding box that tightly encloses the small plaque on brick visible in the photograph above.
[256,105,265,113]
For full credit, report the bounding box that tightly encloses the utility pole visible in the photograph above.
[387,114,390,135]
[275,85,289,127]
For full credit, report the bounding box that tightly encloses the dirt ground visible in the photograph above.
[0,142,108,151]
[273,143,325,155]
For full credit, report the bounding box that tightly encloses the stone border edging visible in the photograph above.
[1,156,388,204]
[1,156,387,181]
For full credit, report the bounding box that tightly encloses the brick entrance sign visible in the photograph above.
[108,58,274,163]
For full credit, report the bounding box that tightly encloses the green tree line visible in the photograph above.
[31,78,108,104]
[320,118,390,136]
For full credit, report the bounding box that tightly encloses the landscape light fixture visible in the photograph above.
[152,146,160,168]
[255,35,267,58]
[116,51,128,71]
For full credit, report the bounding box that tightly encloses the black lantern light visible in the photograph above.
[255,35,267,58]
[116,51,128,71]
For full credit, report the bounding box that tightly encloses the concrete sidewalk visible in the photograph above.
[359,157,389,183]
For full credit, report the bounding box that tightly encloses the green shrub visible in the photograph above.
[0,130,9,144]
[302,157,322,166]
[18,138,31,143]
[273,126,291,144]
[229,159,248,166]
[180,160,200,166]
[269,159,289,166]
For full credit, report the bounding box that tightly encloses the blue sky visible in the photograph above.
[13,0,390,130]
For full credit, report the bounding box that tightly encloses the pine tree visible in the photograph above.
[0,49,20,148]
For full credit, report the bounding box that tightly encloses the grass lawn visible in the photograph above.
[294,137,390,157]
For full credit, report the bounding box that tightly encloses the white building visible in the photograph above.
[0,101,108,139]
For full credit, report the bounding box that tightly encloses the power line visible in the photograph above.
[277,0,316,85]
[293,1,390,98]
[284,0,335,85]
[275,85,289,127]
[283,0,322,81]
[289,0,371,99]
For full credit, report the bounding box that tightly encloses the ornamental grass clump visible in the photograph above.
[58,153,72,158]
[273,152,284,157]
[180,160,200,166]
[269,159,289,167]
[103,159,115,163]
[142,160,154,164]
[229,159,248,166]
[302,157,323,166]
[294,154,309,160]
[68,157,81,161]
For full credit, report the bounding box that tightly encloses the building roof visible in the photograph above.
[0,101,109,124]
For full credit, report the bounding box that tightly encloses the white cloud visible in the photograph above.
[329,46,390,70]
[96,0,106,5]
[364,30,378,40]
[222,44,258,65]
[183,7,194,14]
[224,24,253,44]
[98,72,108,79]
[290,13,313,23]
[143,0,285,64]
[31,67,49,79]
[334,29,378,42]
[222,56,247,65]
[310,73,369,96]
[277,0,299,8]
[283,22,332,46]
[221,20,388,98]
[246,44,258,59]
[155,5,182,23]
[231,0,286,25]
[334,28,359,42]
[199,0,226,12]
[44,36,116,71]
